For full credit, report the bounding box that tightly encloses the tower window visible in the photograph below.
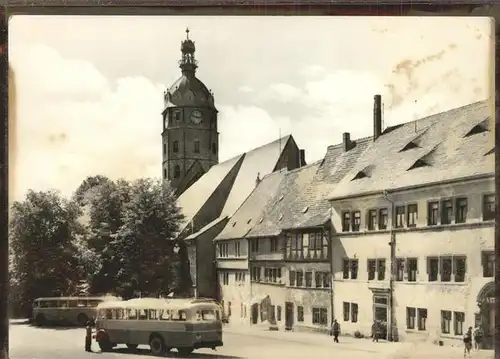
[212,143,217,154]
[173,140,179,153]
[173,111,181,123]
[163,168,167,179]
[194,140,200,153]
[174,165,181,179]
[163,143,167,155]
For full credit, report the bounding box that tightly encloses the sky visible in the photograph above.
[8,16,492,202]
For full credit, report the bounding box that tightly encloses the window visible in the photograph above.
[343,302,350,321]
[441,199,453,225]
[454,311,465,335]
[368,210,377,230]
[173,111,181,122]
[312,308,328,325]
[396,258,405,281]
[483,194,495,221]
[453,256,466,282]
[163,168,167,180]
[428,201,439,225]
[351,303,358,323]
[307,232,325,259]
[342,259,349,279]
[218,243,229,258]
[235,272,245,283]
[289,271,296,286]
[290,233,303,260]
[407,204,418,227]
[343,259,358,279]
[174,165,181,179]
[367,259,376,280]
[379,208,388,230]
[417,308,427,331]
[395,206,405,228]
[163,143,167,155]
[212,143,217,154]
[194,140,200,153]
[221,272,229,285]
[235,241,240,257]
[482,251,495,277]
[250,267,261,281]
[305,272,313,287]
[296,271,304,287]
[250,239,259,253]
[428,257,439,282]
[406,307,416,329]
[440,257,452,282]
[455,198,467,223]
[270,238,279,252]
[352,211,361,231]
[315,272,322,288]
[322,272,330,288]
[377,259,386,281]
[342,212,350,232]
[173,140,179,153]
[277,306,282,321]
[441,310,451,334]
[297,306,304,322]
[407,258,418,282]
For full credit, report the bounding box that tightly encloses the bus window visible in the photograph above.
[172,310,187,321]
[116,309,124,320]
[44,301,57,308]
[59,301,68,308]
[88,300,101,307]
[196,311,202,321]
[77,300,87,307]
[98,310,106,320]
[68,300,78,308]
[128,309,137,320]
[105,309,113,319]
[148,309,158,320]
[138,309,147,320]
[33,301,40,308]
[159,310,170,321]
[201,310,216,321]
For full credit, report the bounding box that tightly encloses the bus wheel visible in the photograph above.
[77,313,88,327]
[35,314,46,326]
[177,347,193,356]
[126,344,138,350]
[149,335,165,356]
[98,339,113,352]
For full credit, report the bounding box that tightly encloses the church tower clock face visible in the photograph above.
[190,109,203,125]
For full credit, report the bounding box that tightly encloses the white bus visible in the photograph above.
[32,296,120,327]
[94,298,223,356]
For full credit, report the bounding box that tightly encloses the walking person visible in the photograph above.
[463,326,473,358]
[371,321,380,342]
[331,319,340,343]
[84,319,93,352]
[473,324,484,351]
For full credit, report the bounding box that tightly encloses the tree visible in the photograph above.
[9,190,85,316]
[111,178,186,297]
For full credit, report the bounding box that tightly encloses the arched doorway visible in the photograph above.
[476,281,495,349]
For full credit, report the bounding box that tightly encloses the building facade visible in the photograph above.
[328,98,494,348]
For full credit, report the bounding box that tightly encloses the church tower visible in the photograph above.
[162,28,219,196]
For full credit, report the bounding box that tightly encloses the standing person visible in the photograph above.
[84,319,93,352]
[463,326,473,358]
[473,324,484,351]
[371,321,379,342]
[331,319,340,343]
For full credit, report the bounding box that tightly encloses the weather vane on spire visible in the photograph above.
[186,27,190,40]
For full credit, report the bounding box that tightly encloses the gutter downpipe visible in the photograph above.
[383,190,397,342]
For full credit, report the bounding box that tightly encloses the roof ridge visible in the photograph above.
[218,135,292,164]
[327,135,373,150]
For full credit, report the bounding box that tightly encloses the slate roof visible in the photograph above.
[220,136,292,217]
[329,100,494,200]
[215,170,287,241]
[176,135,294,235]
[185,216,229,241]
[246,162,320,238]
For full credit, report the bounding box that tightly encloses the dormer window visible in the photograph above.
[400,141,419,152]
[278,214,284,221]
[352,171,368,181]
[279,195,284,202]
[247,219,252,224]
[408,158,429,170]
[302,206,309,213]
[464,118,490,137]
[485,148,494,156]
[351,165,374,181]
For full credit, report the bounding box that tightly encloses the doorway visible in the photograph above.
[373,295,389,340]
[477,281,495,349]
[251,304,259,324]
[285,302,294,331]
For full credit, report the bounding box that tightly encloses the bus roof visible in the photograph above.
[34,296,120,301]
[95,298,219,311]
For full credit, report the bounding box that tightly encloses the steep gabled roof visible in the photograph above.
[215,170,286,241]
[329,100,493,200]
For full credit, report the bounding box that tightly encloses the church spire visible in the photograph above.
[179,27,198,77]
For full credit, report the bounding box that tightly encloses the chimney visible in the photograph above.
[255,172,261,187]
[299,149,306,167]
[342,132,351,152]
[373,94,382,141]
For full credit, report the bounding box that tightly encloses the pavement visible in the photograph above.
[5,320,495,359]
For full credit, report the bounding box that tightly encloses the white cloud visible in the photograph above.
[300,65,325,78]
[10,43,165,202]
[238,86,254,94]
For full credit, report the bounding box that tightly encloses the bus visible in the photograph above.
[32,296,120,327]
[94,298,223,356]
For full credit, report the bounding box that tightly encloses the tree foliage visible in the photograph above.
[9,190,85,316]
